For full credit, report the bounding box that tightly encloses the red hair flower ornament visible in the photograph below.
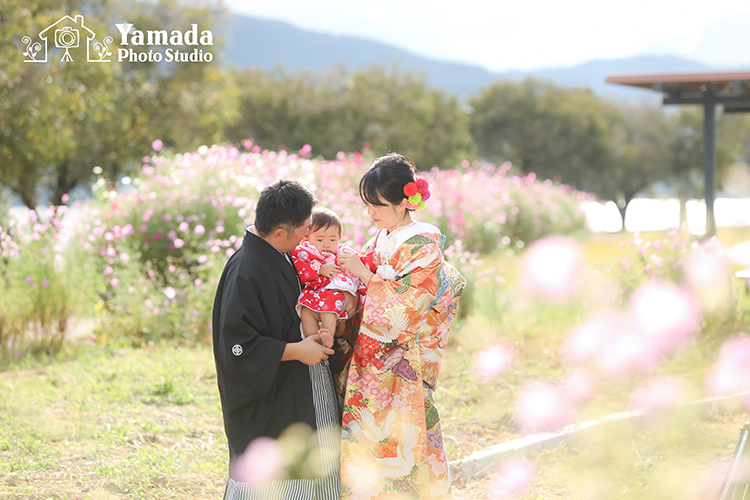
[404,178,430,210]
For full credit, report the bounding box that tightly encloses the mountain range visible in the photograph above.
[218,13,749,103]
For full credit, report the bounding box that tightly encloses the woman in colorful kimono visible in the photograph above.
[335,153,466,500]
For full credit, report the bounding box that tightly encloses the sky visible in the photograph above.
[225,0,750,72]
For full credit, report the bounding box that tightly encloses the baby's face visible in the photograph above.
[306,225,341,254]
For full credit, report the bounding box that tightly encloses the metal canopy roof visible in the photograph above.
[606,71,750,95]
[605,71,750,236]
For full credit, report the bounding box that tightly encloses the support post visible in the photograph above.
[703,88,717,237]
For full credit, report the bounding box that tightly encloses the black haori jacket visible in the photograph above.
[212,230,316,460]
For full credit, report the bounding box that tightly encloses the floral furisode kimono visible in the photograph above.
[338,222,466,500]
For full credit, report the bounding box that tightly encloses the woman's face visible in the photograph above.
[364,197,408,231]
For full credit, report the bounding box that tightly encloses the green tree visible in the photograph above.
[469,78,612,189]
[600,103,678,224]
[225,65,475,169]
[0,0,239,208]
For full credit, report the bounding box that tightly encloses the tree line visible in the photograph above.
[2,0,750,214]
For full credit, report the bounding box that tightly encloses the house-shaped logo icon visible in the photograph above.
[22,14,112,63]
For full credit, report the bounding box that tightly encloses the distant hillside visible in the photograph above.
[218,13,746,102]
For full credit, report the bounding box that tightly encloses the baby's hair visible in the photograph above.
[308,208,342,236]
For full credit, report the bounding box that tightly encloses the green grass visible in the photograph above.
[1,229,750,499]
[0,345,226,499]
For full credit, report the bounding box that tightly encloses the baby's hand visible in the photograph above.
[319,264,339,278]
[372,253,382,266]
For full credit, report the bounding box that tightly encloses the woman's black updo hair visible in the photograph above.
[359,153,417,209]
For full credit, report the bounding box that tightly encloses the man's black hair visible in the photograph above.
[254,179,317,237]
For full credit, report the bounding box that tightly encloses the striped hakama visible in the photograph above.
[223,360,341,500]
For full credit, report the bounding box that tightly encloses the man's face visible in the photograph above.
[281,217,311,253]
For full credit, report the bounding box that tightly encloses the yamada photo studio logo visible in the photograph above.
[22,14,215,64]
[23,14,113,63]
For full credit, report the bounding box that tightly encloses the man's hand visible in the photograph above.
[319,264,339,278]
[281,334,335,366]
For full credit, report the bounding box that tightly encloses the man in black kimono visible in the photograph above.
[213,179,343,499]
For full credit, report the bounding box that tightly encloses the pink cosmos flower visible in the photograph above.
[523,235,584,300]
[595,322,660,378]
[630,377,680,421]
[474,344,513,379]
[562,368,597,402]
[487,458,536,499]
[628,281,699,355]
[152,139,163,152]
[562,314,616,364]
[515,382,570,432]
[706,336,750,398]
[229,437,284,483]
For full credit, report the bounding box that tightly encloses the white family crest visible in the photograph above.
[22,14,113,63]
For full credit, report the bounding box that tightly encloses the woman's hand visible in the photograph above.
[337,252,374,283]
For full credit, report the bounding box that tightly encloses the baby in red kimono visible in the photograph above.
[291,208,365,348]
